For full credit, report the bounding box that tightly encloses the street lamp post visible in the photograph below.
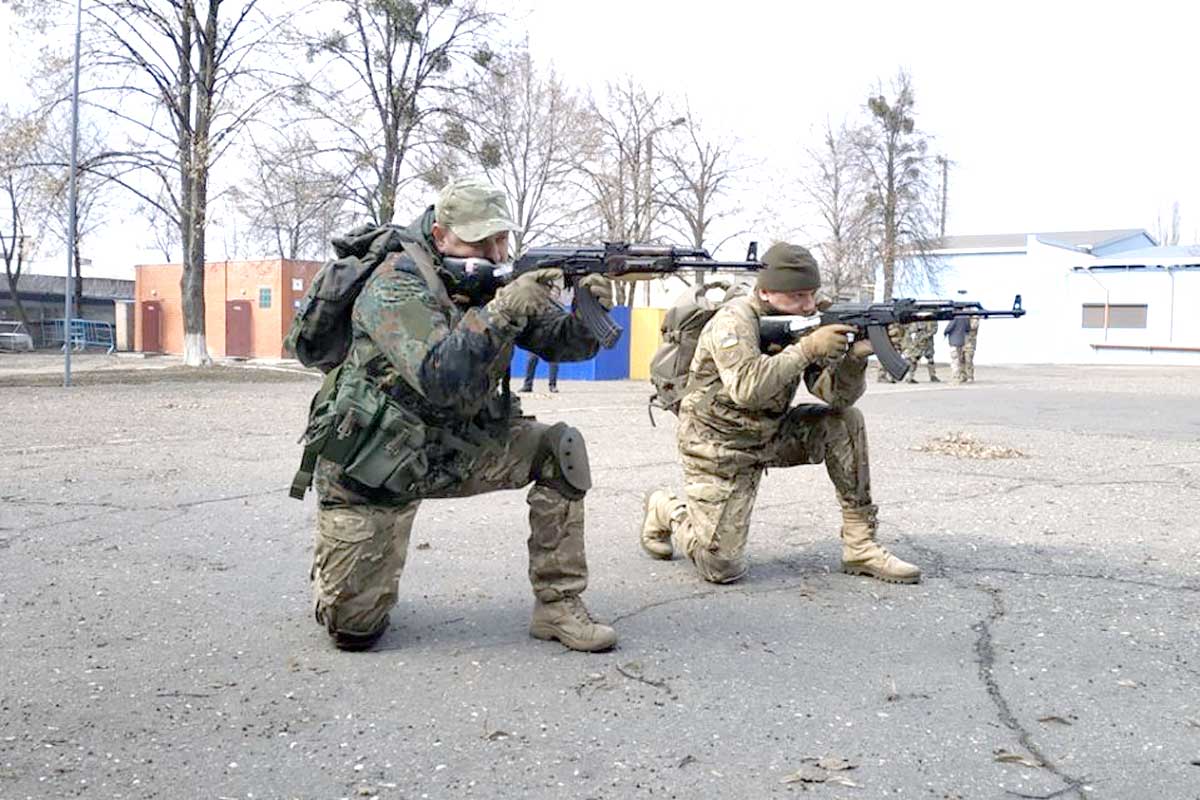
[63,0,83,386]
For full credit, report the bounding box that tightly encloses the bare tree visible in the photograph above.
[658,106,744,257]
[577,80,685,305]
[232,130,350,259]
[34,117,111,315]
[445,45,591,255]
[798,119,872,300]
[16,0,295,365]
[853,70,941,299]
[1155,200,1181,246]
[299,0,496,226]
[579,79,678,246]
[140,189,182,263]
[0,110,47,329]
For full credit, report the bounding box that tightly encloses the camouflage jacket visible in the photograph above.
[679,294,868,448]
[904,320,937,354]
[332,208,601,487]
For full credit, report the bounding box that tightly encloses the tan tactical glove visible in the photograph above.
[799,323,856,361]
[487,268,562,321]
[576,274,614,310]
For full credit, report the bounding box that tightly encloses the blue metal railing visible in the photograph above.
[44,318,116,353]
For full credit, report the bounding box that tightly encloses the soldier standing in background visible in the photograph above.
[902,320,940,383]
[945,315,980,383]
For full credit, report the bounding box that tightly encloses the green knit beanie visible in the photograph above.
[757,242,821,292]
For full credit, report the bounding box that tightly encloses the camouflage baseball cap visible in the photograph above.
[435,177,517,243]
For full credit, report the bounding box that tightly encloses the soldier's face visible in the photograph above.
[759,288,817,316]
[433,223,510,263]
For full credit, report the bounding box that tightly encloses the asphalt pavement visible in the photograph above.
[1,356,1198,800]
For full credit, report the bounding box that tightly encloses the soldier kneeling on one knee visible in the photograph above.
[296,178,617,653]
[642,242,921,585]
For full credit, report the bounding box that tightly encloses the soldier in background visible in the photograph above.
[641,243,921,585]
[902,320,940,383]
[306,178,617,653]
[945,315,980,383]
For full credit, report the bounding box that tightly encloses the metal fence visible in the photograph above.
[40,318,116,353]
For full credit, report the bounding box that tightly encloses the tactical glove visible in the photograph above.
[487,268,562,321]
[576,274,614,310]
[800,323,856,361]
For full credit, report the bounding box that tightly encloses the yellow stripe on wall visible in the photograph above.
[629,307,668,380]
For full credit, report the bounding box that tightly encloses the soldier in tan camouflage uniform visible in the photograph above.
[641,243,921,585]
[308,178,617,652]
[902,319,940,383]
[945,315,980,383]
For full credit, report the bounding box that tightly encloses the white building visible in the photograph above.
[899,229,1200,366]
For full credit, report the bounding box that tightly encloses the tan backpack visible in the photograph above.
[648,281,749,416]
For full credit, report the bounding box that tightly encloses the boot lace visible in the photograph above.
[563,596,595,624]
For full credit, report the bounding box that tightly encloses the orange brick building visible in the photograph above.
[134,259,322,358]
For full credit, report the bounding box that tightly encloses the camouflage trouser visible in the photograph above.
[950,342,976,382]
[670,404,871,583]
[310,419,588,638]
[903,342,938,380]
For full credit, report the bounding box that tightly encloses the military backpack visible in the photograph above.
[648,281,749,416]
[285,223,417,373]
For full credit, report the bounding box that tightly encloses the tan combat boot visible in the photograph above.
[840,505,921,584]
[641,489,686,559]
[530,596,618,652]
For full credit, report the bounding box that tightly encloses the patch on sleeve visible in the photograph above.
[719,333,739,349]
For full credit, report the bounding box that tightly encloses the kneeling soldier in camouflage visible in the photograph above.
[641,243,921,585]
[306,178,617,652]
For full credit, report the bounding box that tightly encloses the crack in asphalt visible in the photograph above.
[971,583,1088,800]
[610,579,814,625]
[9,487,291,534]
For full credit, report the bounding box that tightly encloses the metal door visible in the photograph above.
[140,301,162,352]
[225,301,253,358]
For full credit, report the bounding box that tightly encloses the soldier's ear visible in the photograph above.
[431,222,449,251]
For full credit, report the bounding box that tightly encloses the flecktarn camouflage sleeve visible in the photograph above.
[352,268,522,416]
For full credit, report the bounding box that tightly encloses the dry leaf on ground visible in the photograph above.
[994,749,1042,768]
[781,766,829,784]
[914,432,1027,459]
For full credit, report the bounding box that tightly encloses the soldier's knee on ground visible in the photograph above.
[530,422,591,499]
[693,549,749,584]
[311,505,409,650]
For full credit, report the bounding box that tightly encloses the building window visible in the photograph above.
[1081,304,1147,329]
[258,287,272,309]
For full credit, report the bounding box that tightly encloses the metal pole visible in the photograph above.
[64,0,83,387]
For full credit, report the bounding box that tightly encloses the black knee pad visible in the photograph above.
[532,422,592,500]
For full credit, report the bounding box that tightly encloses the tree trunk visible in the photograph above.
[4,271,32,329]
[178,0,214,367]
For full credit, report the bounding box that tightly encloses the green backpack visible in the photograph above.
[284,223,416,372]
[648,281,749,415]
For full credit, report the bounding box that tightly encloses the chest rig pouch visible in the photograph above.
[292,368,430,499]
[290,240,466,502]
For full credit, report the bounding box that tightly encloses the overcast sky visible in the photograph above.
[522,0,1200,236]
[4,0,1199,279]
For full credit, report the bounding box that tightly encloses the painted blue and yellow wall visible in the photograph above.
[510,306,668,381]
